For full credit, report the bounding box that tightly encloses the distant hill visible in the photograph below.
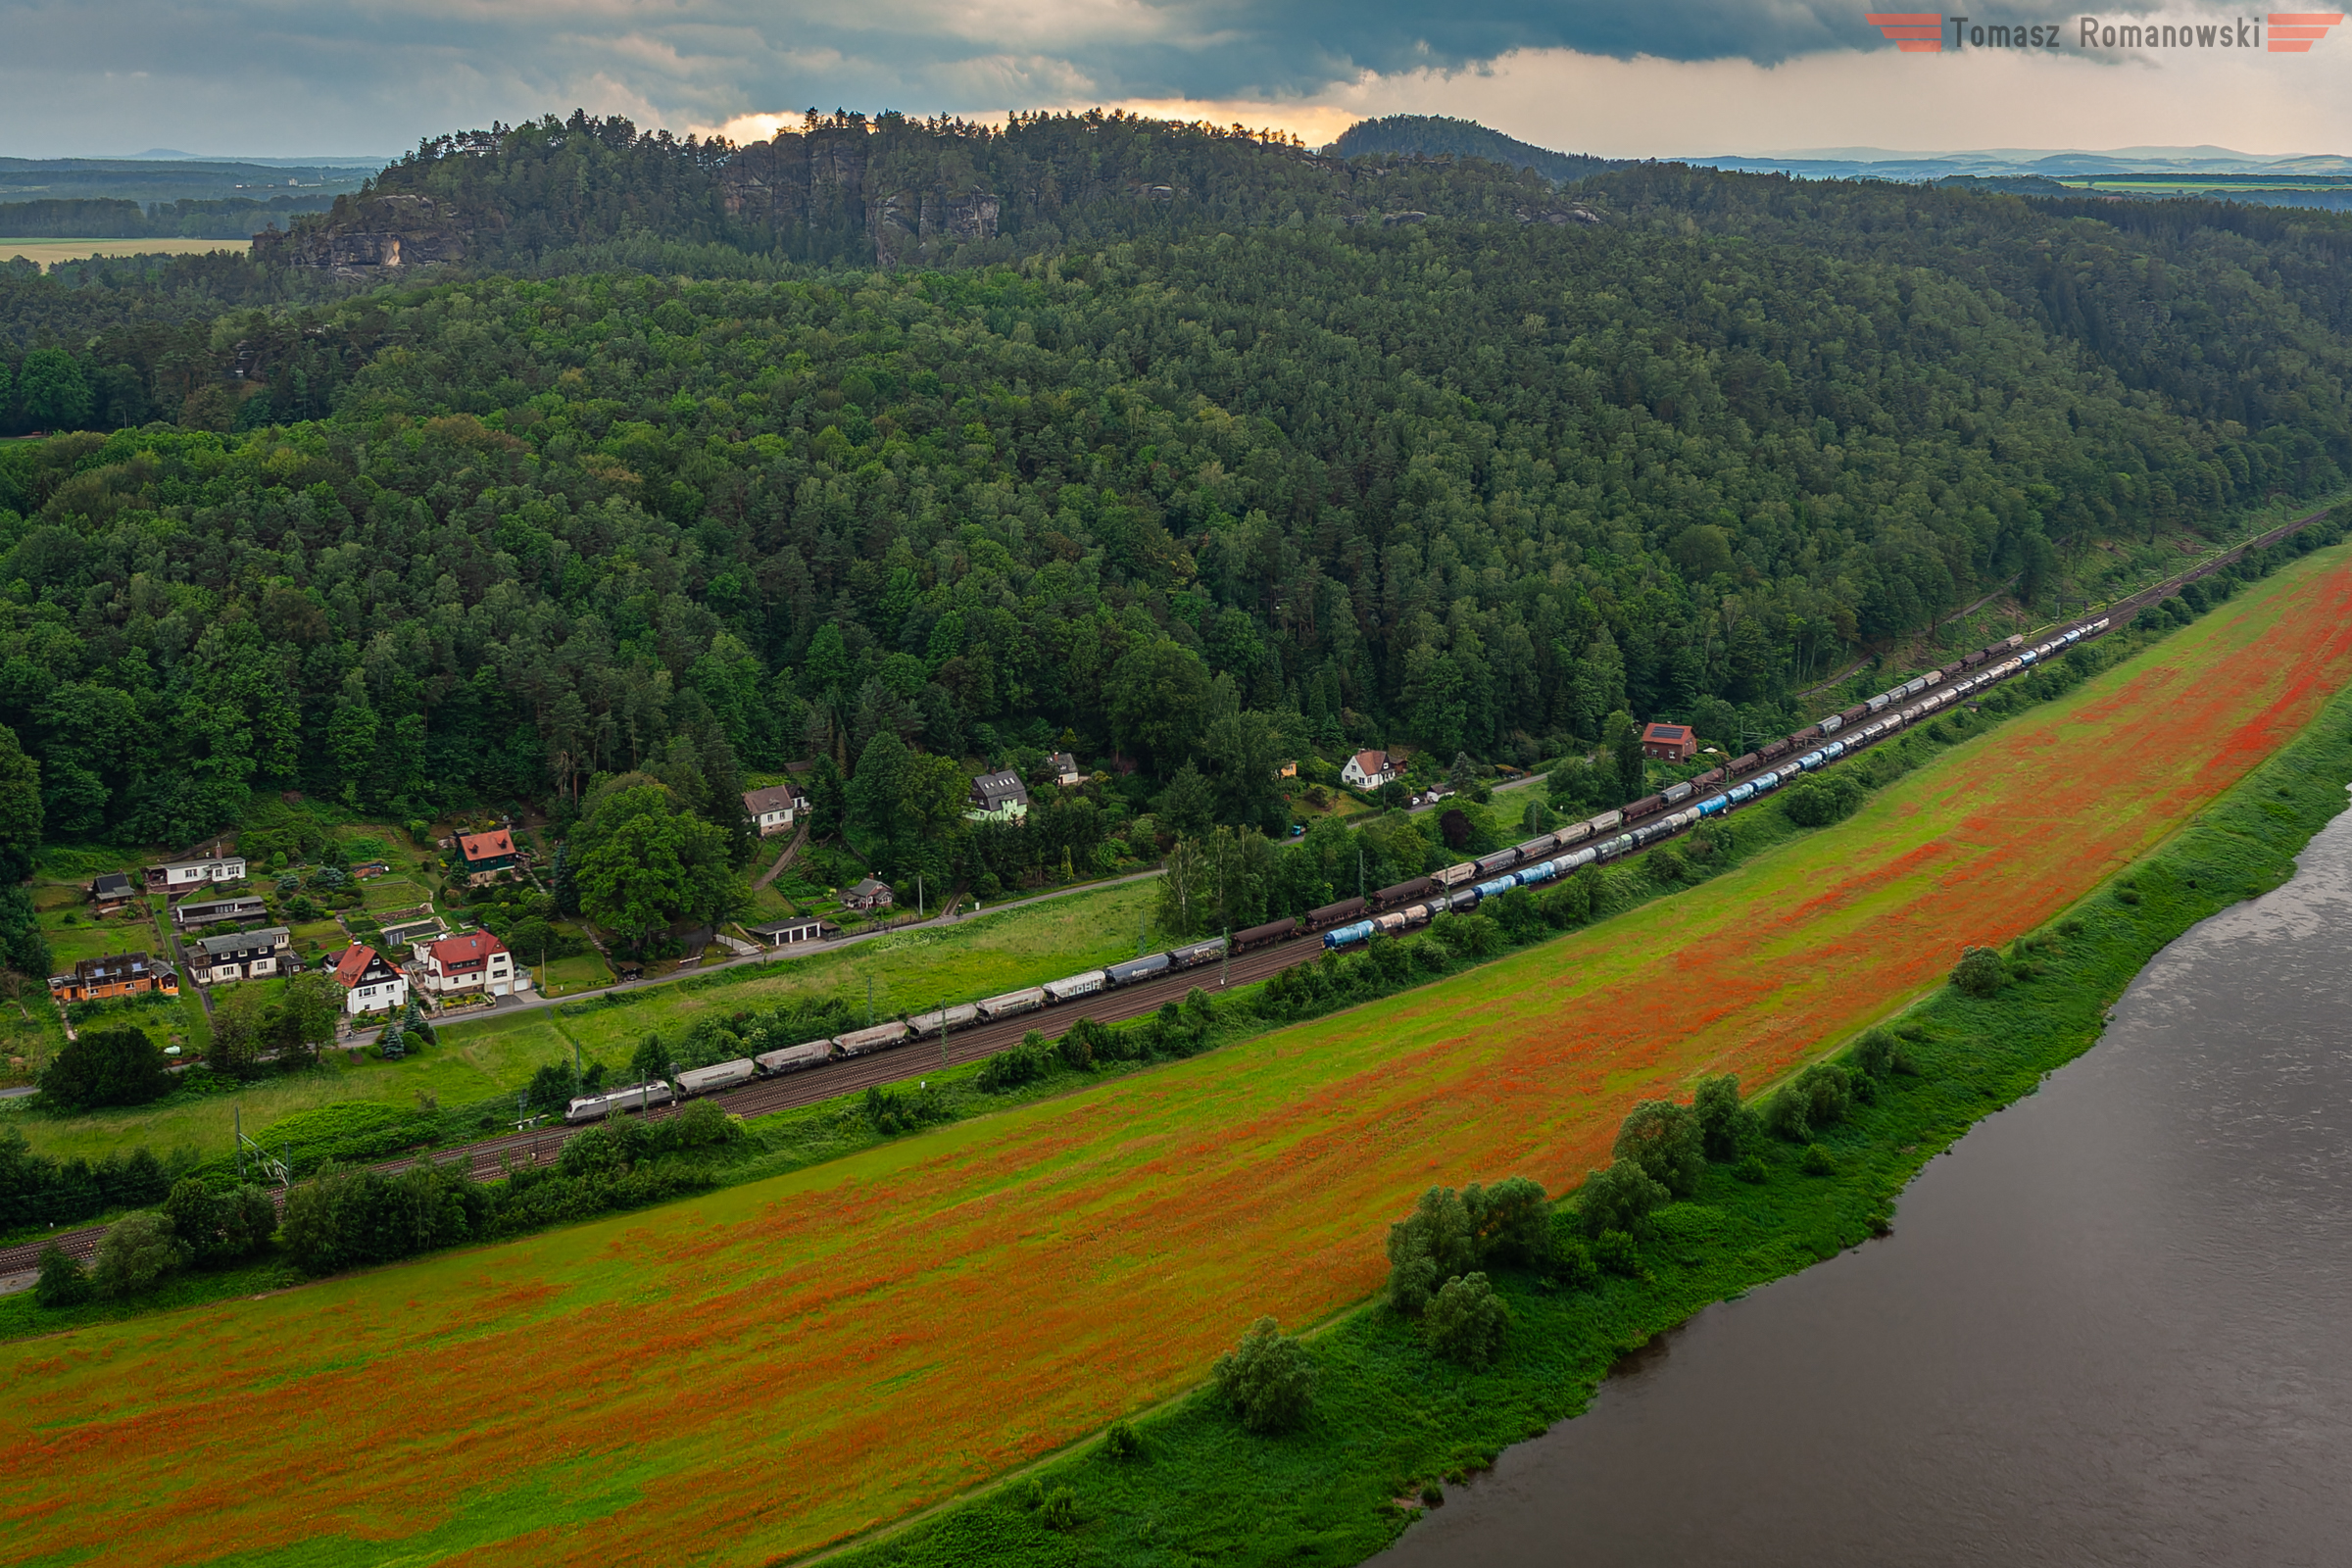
[1326,116,1614,183]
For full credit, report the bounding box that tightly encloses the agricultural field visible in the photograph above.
[8,543,2349,1566]
[0,237,251,269]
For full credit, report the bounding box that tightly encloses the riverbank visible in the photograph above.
[815,661,2352,1565]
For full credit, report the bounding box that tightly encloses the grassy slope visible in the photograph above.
[5,544,2352,1568]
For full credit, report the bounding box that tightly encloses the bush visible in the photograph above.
[90,1209,188,1298]
[162,1179,277,1267]
[977,1032,1055,1093]
[1801,1143,1838,1176]
[1575,1160,1670,1237]
[1212,1316,1316,1434]
[1466,1176,1551,1268]
[1037,1486,1079,1531]
[1735,1154,1770,1184]
[1848,1027,1899,1081]
[1423,1272,1510,1369]
[1781,770,1867,828]
[33,1242,91,1307]
[663,1098,740,1150]
[1387,1187,1476,1315]
[38,1026,172,1111]
[1592,1229,1643,1277]
[1692,1073,1752,1161]
[1765,1061,1853,1141]
[1612,1099,1705,1198]
[1102,1420,1143,1459]
[1551,1233,1600,1291]
[1951,945,2006,998]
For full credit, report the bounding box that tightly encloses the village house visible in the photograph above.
[1640,722,1699,762]
[742,782,808,837]
[1341,749,1398,789]
[328,944,410,1016]
[456,829,518,886]
[88,872,137,913]
[48,953,178,1004]
[1049,752,1083,787]
[172,895,270,931]
[413,930,524,999]
[146,854,247,896]
[965,770,1031,822]
[843,877,895,912]
[190,927,291,985]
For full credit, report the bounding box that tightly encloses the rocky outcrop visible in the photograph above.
[721,128,1000,267]
[252,194,466,278]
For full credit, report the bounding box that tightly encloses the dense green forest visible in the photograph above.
[1,112,2349,881]
[0,195,336,240]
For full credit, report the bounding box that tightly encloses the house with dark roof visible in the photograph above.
[89,872,137,912]
[328,944,409,1016]
[172,895,270,931]
[1049,752,1082,787]
[965,770,1030,822]
[457,829,517,885]
[1342,749,1397,789]
[1641,722,1698,761]
[49,953,178,1004]
[843,877,895,912]
[190,927,290,985]
[743,782,808,837]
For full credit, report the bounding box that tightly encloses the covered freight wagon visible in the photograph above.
[1305,897,1368,930]
[835,1021,912,1056]
[1234,917,1299,951]
[976,987,1046,1020]
[1107,954,1172,986]
[676,1058,756,1096]
[757,1039,834,1074]
[1169,937,1228,968]
[909,1004,979,1035]
[1044,970,1107,1003]
[1373,876,1436,908]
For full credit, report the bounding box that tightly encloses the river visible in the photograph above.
[1375,794,2352,1568]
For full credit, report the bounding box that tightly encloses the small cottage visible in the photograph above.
[1640,722,1698,762]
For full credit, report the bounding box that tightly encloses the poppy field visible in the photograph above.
[7,542,2352,1568]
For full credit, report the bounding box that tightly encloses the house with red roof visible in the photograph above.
[457,828,517,886]
[328,944,409,1017]
[413,930,526,999]
[1640,722,1698,761]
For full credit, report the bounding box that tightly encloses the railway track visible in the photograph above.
[7,498,2337,1286]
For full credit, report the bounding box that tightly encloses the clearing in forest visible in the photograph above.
[7,545,2352,1568]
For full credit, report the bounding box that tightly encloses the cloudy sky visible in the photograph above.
[3,0,2347,160]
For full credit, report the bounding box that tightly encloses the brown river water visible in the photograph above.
[1375,794,2352,1568]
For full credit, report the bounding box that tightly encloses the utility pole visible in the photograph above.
[1221,927,1230,988]
[1357,850,1364,902]
[917,871,924,919]
[865,973,874,1028]
[1138,908,1147,959]
[234,1102,244,1182]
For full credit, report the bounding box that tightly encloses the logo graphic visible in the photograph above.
[2268,11,2344,49]
[1865,11,1945,50]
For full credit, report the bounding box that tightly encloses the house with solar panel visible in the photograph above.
[1640,722,1698,761]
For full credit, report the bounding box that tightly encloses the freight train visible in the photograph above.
[565,614,2109,1122]
[563,937,1236,1121]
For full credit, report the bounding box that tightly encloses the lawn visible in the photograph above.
[533,948,614,997]
[359,875,435,911]
[8,542,2352,1568]
[3,1016,579,1166]
[442,876,1162,1061]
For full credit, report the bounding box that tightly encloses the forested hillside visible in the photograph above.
[1,113,2349,876]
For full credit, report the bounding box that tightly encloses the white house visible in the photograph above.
[148,855,248,894]
[328,944,410,1016]
[1049,752,1083,787]
[742,782,808,837]
[414,930,525,999]
[1341,749,1398,789]
[190,926,289,984]
[965,770,1031,822]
